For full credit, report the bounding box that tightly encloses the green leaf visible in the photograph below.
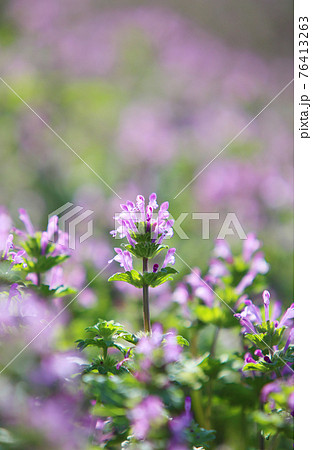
[77,320,138,354]
[28,283,77,298]
[82,356,128,375]
[108,270,143,288]
[186,421,215,449]
[0,260,25,284]
[125,242,168,259]
[176,335,190,347]
[245,323,286,350]
[24,255,69,273]
[143,267,178,288]
[243,361,273,373]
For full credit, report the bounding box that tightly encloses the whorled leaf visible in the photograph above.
[24,255,69,274]
[142,267,178,288]
[108,270,143,288]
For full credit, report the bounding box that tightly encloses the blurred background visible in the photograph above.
[0,0,293,299]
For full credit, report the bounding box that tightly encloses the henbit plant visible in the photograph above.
[108,193,177,332]
[0,204,294,449]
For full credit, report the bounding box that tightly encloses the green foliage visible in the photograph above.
[175,335,190,347]
[28,283,76,298]
[125,241,168,259]
[109,267,178,288]
[245,322,286,350]
[83,356,129,375]
[0,260,24,284]
[143,267,178,288]
[21,235,51,258]
[243,346,293,374]
[108,270,143,288]
[195,305,237,328]
[24,254,69,274]
[253,410,294,440]
[186,422,215,449]
[76,320,138,360]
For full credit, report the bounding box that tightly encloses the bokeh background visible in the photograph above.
[1,0,293,306]
[0,1,294,449]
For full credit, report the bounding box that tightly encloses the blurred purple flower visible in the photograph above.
[129,395,165,440]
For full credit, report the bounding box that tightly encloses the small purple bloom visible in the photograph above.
[263,290,270,322]
[19,208,35,235]
[109,248,133,272]
[163,248,176,268]
[129,395,164,440]
[243,233,261,262]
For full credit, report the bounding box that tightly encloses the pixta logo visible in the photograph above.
[48,202,94,249]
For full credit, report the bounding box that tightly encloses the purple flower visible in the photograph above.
[284,328,294,353]
[163,330,183,363]
[278,303,294,328]
[214,239,233,262]
[111,193,174,247]
[108,248,133,272]
[288,391,294,416]
[129,395,165,439]
[236,290,294,346]
[2,234,14,259]
[169,397,192,449]
[162,248,176,268]
[116,348,131,370]
[243,233,261,262]
[263,290,270,322]
[19,208,35,235]
[261,380,281,403]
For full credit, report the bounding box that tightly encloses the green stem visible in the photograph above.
[142,257,151,333]
[205,327,219,428]
[37,273,41,285]
[191,390,206,428]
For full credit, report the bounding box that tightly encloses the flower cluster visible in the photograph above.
[109,193,175,273]
[0,204,294,449]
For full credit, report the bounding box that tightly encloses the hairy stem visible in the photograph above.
[205,327,219,428]
[142,257,151,333]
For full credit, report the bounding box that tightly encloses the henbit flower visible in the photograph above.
[260,380,281,404]
[235,290,294,336]
[18,209,69,256]
[129,395,165,440]
[162,248,176,268]
[111,193,174,246]
[163,330,183,363]
[2,234,14,259]
[243,233,261,262]
[116,348,131,370]
[169,396,192,449]
[263,290,270,322]
[214,239,233,262]
[19,208,35,235]
[0,207,12,251]
[277,303,294,329]
[108,248,133,272]
[235,252,269,295]
[284,328,294,353]
[2,234,27,268]
[181,268,214,307]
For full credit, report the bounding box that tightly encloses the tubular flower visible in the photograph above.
[109,193,176,271]
[110,193,174,248]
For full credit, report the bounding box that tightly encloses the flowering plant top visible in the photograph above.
[108,193,177,289]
